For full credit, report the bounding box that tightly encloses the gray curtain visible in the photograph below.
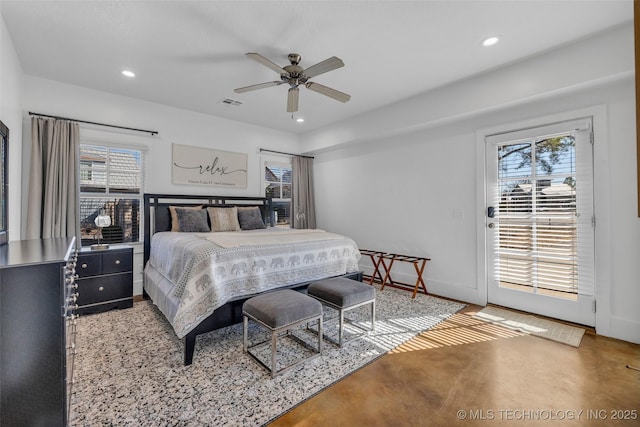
[291,156,316,229]
[26,117,81,243]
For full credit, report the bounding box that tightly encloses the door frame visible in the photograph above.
[475,105,611,332]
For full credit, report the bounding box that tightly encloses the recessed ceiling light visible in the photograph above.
[482,36,500,47]
[296,118,304,123]
[122,70,136,78]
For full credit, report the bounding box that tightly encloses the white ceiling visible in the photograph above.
[1,1,633,134]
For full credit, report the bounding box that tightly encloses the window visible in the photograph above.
[264,162,291,225]
[79,144,144,246]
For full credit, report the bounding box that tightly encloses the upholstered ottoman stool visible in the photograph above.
[243,289,323,378]
[307,277,376,347]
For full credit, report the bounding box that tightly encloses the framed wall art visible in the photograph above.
[172,144,248,188]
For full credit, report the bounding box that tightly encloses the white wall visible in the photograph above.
[309,24,639,344]
[313,124,479,304]
[0,11,24,241]
[19,76,300,295]
[302,24,634,154]
[21,76,299,197]
[606,88,640,342]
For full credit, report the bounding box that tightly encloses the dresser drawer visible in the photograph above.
[76,273,133,306]
[77,253,101,277]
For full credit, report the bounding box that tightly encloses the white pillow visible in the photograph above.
[207,206,241,232]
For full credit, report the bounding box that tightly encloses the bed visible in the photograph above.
[142,193,363,365]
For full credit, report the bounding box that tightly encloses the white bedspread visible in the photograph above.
[195,228,343,248]
[144,228,361,338]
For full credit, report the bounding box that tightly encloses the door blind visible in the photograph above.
[487,118,594,297]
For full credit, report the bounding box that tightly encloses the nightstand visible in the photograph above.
[76,246,133,315]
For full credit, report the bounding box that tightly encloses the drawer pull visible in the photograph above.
[81,263,88,269]
[115,260,121,265]
[98,286,104,291]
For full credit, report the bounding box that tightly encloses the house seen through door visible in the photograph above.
[485,117,595,326]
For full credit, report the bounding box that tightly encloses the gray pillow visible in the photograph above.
[174,207,210,232]
[169,205,202,231]
[238,207,266,230]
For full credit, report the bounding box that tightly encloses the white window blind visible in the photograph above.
[488,117,594,297]
[79,144,144,246]
[264,161,292,225]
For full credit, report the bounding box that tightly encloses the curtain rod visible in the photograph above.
[28,112,158,136]
[259,148,314,159]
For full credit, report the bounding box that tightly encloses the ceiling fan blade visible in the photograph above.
[287,87,299,113]
[303,56,344,78]
[305,82,351,103]
[245,52,288,75]
[234,81,283,93]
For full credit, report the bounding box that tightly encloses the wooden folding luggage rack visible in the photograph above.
[360,249,431,299]
[359,249,386,285]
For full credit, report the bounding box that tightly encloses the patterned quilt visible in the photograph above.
[146,229,361,338]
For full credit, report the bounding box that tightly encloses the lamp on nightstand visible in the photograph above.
[91,209,112,250]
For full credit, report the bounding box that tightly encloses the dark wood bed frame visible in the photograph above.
[143,193,362,365]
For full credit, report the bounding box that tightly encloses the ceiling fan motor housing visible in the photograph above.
[282,54,306,87]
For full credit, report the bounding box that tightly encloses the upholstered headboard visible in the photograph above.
[143,193,275,265]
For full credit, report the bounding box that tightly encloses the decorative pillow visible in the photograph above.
[207,206,241,232]
[169,205,203,232]
[237,206,266,230]
[174,207,210,232]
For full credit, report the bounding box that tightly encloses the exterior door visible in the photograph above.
[485,118,595,326]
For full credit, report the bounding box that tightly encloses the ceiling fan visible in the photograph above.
[234,52,351,113]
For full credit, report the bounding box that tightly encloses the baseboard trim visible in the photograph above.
[608,315,640,344]
[359,264,480,306]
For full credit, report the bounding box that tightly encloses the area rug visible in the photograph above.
[69,285,464,426]
[473,306,585,347]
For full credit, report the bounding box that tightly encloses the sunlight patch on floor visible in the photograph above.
[389,312,524,353]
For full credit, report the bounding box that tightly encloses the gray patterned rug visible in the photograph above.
[69,285,464,426]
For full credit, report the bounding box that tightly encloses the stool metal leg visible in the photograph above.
[243,315,248,352]
[271,330,278,378]
[339,309,345,347]
[371,300,376,332]
[318,317,323,355]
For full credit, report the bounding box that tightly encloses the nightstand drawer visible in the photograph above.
[77,253,101,277]
[76,273,133,306]
[102,251,133,274]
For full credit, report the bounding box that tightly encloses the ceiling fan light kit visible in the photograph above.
[287,87,299,113]
[234,52,351,113]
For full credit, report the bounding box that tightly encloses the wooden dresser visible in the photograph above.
[0,238,78,426]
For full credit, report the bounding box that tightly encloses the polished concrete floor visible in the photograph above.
[268,306,640,426]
